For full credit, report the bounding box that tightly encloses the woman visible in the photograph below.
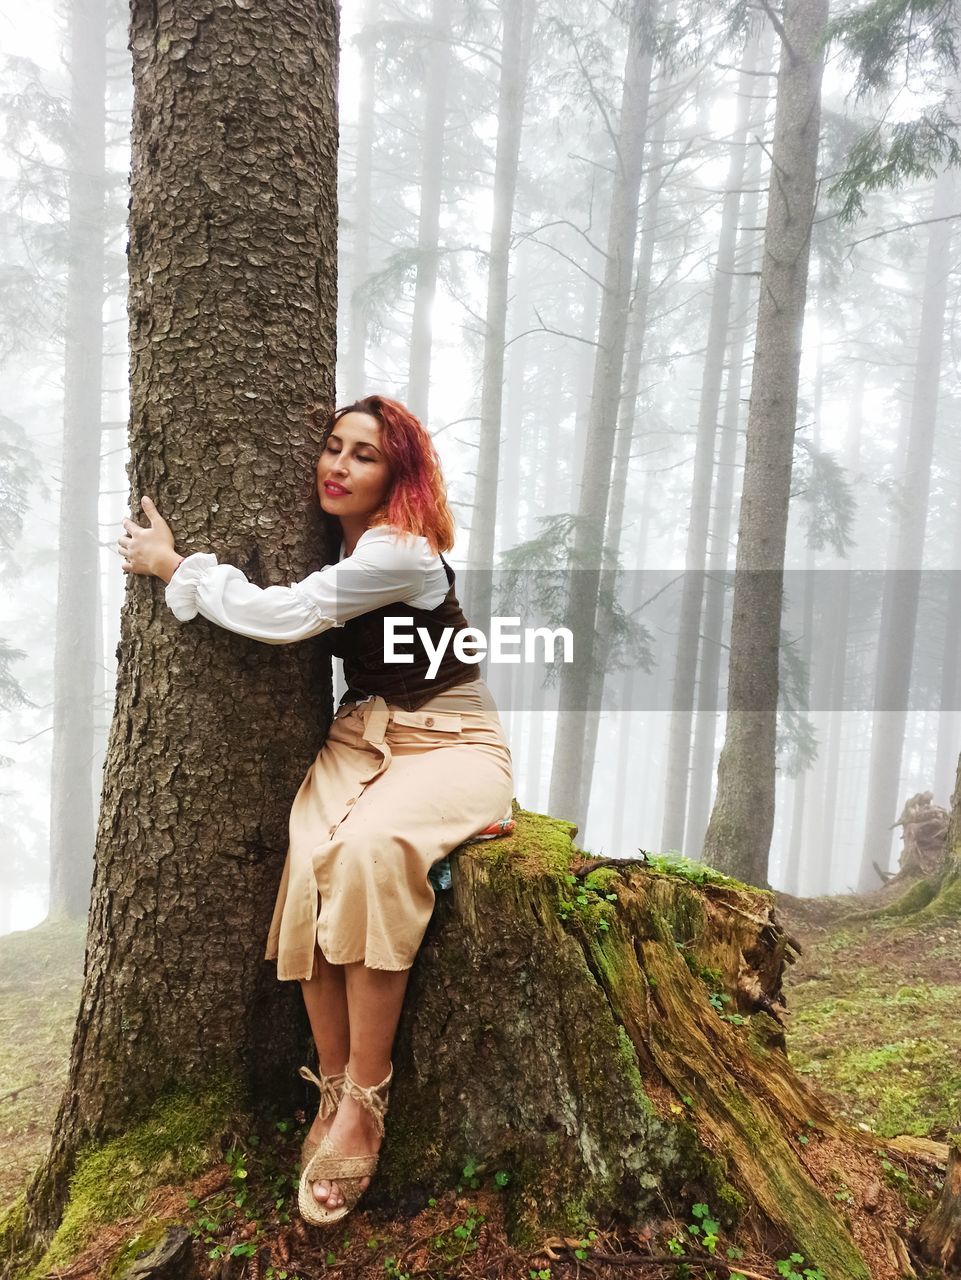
[116,395,514,1226]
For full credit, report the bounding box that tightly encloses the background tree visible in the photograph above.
[702,0,829,886]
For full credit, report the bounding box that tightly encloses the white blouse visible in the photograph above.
[163,525,449,645]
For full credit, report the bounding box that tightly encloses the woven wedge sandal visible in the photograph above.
[298,1063,393,1226]
[298,1064,347,1173]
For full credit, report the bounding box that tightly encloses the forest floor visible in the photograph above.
[777,887,961,1144]
[0,889,957,1280]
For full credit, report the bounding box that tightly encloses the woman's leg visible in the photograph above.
[299,945,350,1148]
[308,962,411,1208]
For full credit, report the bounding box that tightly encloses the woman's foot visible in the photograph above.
[310,1079,385,1209]
[298,1065,346,1172]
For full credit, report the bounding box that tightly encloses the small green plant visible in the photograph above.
[431,1202,486,1264]
[555,873,617,934]
[775,1253,826,1280]
[528,1269,551,1279]
[687,1202,720,1254]
[384,1256,412,1279]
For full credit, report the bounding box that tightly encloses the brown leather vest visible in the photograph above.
[322,555,480,710]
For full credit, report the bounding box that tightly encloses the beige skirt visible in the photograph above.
[263,676,514,979]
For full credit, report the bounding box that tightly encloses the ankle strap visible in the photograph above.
[299,1064,346,1118]
[343,1065,393,1139]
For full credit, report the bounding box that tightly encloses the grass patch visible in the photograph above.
[784,910,961,1140]
[0,917,86,1212]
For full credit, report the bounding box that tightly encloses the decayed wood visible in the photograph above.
[919,1140,961,1270]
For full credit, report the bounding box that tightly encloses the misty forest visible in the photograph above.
[2,0,961,1276]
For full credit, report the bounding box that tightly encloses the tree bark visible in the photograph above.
[47,0,108,922]
[14,0,340,1254]
[702,0,828,886]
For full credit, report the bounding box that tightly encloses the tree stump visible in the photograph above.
[919,1139,961,1270]
[369,804,911,1275]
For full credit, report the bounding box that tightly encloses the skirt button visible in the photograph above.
[425,716,434,726]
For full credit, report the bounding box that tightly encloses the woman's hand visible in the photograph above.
[117,496,183,583]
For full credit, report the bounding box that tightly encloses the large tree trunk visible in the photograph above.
[547,0,655,829]
[857,167,957,890]
[10,0,340,1258]
[47,0,108,922]
[702,0,828,887]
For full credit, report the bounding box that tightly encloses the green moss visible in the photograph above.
[107,1222,173,1277]
[650,851,771,898]
[583,867,620,893]
[917,866,961,920]
[615,1025,655,1117]
[0,1190,29,1272]
[880,877,939,917]
[470,803,579,881]
[23,1072,248,1280]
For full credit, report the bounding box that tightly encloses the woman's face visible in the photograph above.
[316,411,392,525]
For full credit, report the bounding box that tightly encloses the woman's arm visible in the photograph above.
[117,498,444,646]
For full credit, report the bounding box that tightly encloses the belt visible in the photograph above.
[359,695,391,745]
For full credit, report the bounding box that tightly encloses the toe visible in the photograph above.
[313,1179,330,1202]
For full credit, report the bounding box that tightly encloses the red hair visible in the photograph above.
[309,395,456,555]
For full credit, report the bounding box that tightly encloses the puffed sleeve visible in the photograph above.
[163,527,436,645]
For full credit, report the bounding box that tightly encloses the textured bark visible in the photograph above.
[406,0,453,424]
[47,0,108,921]
[548,0,655,828]
[660,29,762,857]
[464,0,534,634]
[702,0,828,886]
[16,0,340,1254]
[857,168,957,889]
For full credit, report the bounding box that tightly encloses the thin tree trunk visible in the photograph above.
[783,303,825,894]
[702,0,828,886]
[810,362,865,894]
[406,0,453,424]
[548,0,656,828]
[465,0,535,633]
[574,48,673,829]
[857,168,956,890]
[686,34,772,853]
[47,0,108,922]
[661,29,762,855]
[343,0,377,400]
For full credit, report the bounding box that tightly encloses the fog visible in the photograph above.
[3,0,960,933]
